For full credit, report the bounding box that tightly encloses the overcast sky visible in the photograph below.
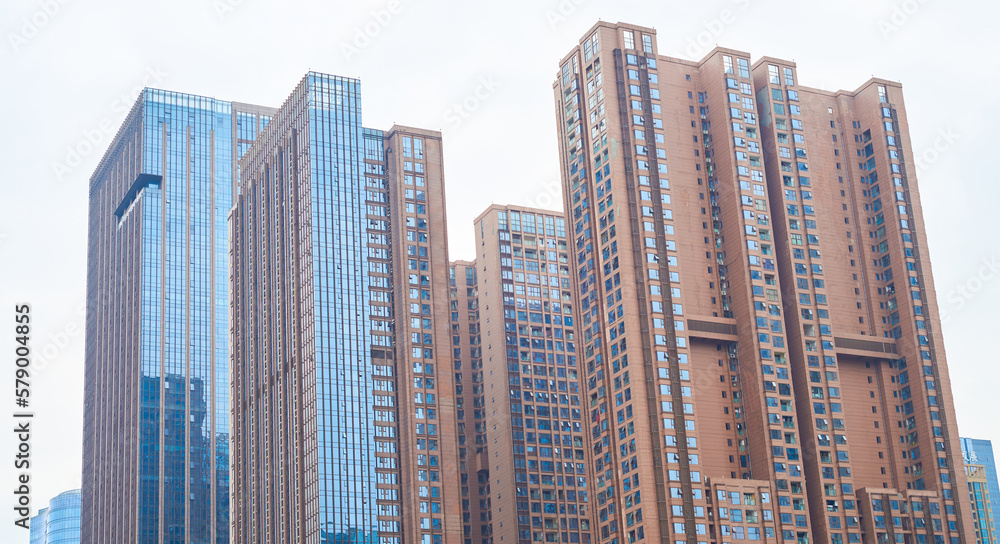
[2,0,998,539]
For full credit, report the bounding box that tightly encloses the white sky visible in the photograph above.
[2,0,998,540]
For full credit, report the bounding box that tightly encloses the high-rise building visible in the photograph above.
[965,464,996,544]
[31,489,82,544]
[228,73,462,544]
[470,205,593,544]
[83,89,273,544]
[30,510,46,544]
[449,260,493,544]
[553,21,975,544]
[963,438,999,544]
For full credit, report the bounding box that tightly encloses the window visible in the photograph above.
[738,58,750,78]
[768,65,780,85]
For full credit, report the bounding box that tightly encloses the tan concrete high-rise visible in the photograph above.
[229,73,462,544]
[553,21,974,544]
[449,260,493,544]
[467,205,593,544]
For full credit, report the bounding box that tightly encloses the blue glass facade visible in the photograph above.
[308,74,379,544]
[31,489,81,544]
[137,91,231,543]
[963,437,1000,544]
[30,507,47,544]
[229,73,382,544]
[85,89,270,543]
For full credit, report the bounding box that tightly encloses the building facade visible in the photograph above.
[963,438,999,544]
[228,73,462,544]
[81,29,979,544]
[553,21,974,544]
[471,205,593,544]
[83,89,272,544]
[449,260,492,544]
[964,465,995,544]
[31,489,82,544]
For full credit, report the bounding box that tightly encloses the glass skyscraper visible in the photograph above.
[963,437,999,544]
[83,89,272,543]
[88,73,464,544]
[229,73,465,544]
[307,76,379,542]
[229,73,379,544]
[31,489,82,544]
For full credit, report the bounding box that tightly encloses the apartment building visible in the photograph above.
[552,21,974,544]
[450,260,492,544]
[469,205,592,544]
